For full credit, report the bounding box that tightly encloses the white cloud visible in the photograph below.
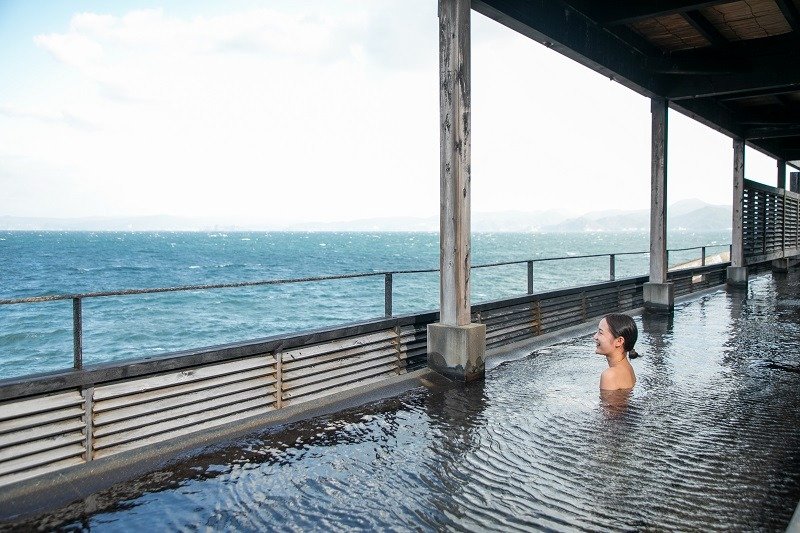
[34,31,104,67]
[2,2,779,223]
[2,3,440,221]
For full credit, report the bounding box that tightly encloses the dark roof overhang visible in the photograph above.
[473,0,800,170]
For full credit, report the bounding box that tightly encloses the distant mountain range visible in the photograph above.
[539,199,731,233]
[0,200,731,232]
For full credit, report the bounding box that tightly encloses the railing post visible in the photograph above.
[82,386,94,462]
[275,352,283,409]
[73,297,83,370]
[701,246,706,266]
[384,273,393,317]
[782,190,787,256]
[609,254,615,281]
[527,261,533,294]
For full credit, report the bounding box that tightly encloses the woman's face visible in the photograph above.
[593,318,621,356]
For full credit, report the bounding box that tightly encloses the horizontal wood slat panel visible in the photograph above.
[94,356,275,401]
[0,444,85,477]
[0,432,85,462]
[282,342,396,372]
[0,419,85,449]
[279,330,397,362]
[94,397,274,451]
[0,407,85,435]
[94,367,273,413]
[283,365,400,401]
[0,391,83,421]
[283,355,399,392]
[0,456,85,488]
[94,388,276,437]
[283,350,400,380]
[95,377,275,426]
[92,406,270,460]
[282,371,404,408]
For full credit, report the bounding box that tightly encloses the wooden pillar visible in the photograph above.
[429,0,485,382]
[644,97,674,310]
[731,139,745,268]
[439,0,471,327]
[728,138,748,286]
[649,97,668,284]
[778,159,787,189]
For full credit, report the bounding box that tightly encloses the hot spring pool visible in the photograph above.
[6,270,800,531]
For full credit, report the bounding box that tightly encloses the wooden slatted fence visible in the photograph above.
[743,179,800,264]
[0,263,730,490]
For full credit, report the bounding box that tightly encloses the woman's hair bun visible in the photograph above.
[628,349,641,359]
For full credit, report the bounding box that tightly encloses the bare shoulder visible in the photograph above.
[599,368,618,390]
[600,366,635,391]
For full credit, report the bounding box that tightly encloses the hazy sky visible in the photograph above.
[0,0,786,224]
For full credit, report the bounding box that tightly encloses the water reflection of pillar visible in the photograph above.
[727,278,748,321]
[641,312,675,389]
[420,378,488,522]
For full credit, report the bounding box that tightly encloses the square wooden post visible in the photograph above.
[428,0,485,382]
[644,97,674,311]
[728,138,748,286]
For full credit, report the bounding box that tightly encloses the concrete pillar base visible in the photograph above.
[772,258,790,272]
[727,266,748,287]
[427,322,486,382]
[643,282,674,312]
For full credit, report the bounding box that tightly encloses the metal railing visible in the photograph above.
[0,243,730,371]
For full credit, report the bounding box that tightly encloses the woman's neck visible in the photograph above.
[606,351,627,367]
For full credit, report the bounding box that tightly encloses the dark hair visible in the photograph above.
[603,313,640,359]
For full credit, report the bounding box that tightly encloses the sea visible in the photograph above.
[0,230,729,379]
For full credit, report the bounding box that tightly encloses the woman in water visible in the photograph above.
[593,313,639,390]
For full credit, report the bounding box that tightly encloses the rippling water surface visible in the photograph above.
[8,270,800,531]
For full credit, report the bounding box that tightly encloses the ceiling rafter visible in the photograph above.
[476,0,800,164]
[774,0,800,32]
[775,94,798,108]
[664,50,800,100]
[472,0,670,97]
[681,10,729,47]
[589,0,737,25]
[745,125,800,139]
[719,86,800,101]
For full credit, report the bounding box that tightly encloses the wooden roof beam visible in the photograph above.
[590,0,737,25]
[472,0,669,97]
[758,136,800,149]
[670,96,745,138]
[749,136,800,162]
[746,125,800,139]
[719,86,800,101]
[774,0,800,32]
[665,52,800,100]
[759,148,800,160]
[681,10,729,47]
[736,110,800,125]
[776,94,798,108]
